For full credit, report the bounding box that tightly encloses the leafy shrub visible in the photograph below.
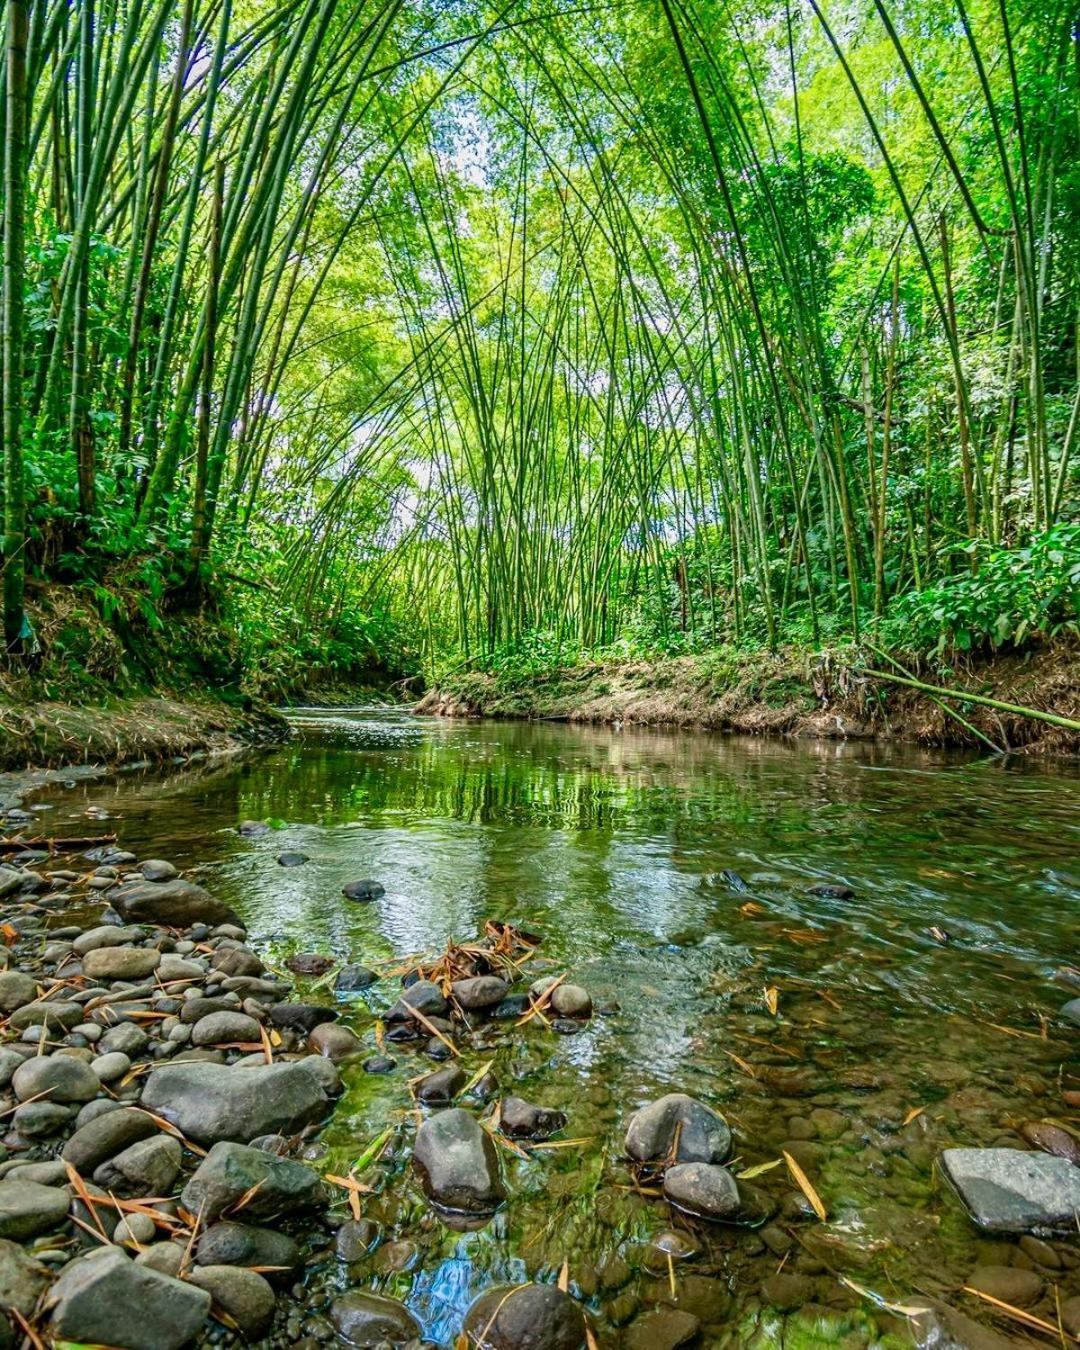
[884,525,1080,656]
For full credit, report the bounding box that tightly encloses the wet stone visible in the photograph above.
[329,1290,421,1346]
[415,1065,465,1103]
[966,1264,1044,1307]
[188,1264,276,1338]
[336,964,378,991]
[625,1093,731,1165]
[941,1147,1080,1233]
[385,979,448,1022]
[623,1309,699,1350]
[341,879,385,902]
[335,1218,380,1262]
[451,975,509,1009]
[663,1161,740,1221]
[413,1107,505,1214]
[462,1283,587,1350]
[500,1095,567,1140]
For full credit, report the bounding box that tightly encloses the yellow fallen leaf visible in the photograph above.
[764,986,779,1016]
[902,1106,924,1126]
[783,1150,827,1221]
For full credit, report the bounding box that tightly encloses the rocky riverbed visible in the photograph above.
[0,819,1078,1348]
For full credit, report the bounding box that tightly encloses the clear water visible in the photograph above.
[28,710,1080,1346]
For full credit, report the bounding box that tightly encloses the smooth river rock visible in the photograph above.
[141,1058,338,1144]
[0,1179,70,1239]
[330,1290,421,1346]
[181,1141,325,1221]
[663,1161,740,1220]
[625,1093,732,1166]
[111,878,241,928]
[413,1108,505,1214]
[941,1147,1080,1233]
[12,1054,100,1104]
[48,1248,211,1350]
[462,1283,587,1350]
[82,946,161,981]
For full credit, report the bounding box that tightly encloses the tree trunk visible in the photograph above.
[3,0,28,652]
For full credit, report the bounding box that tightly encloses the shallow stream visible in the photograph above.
[25,710,1080,1346]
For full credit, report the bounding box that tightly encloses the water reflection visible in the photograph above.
[25,709,1080,1345]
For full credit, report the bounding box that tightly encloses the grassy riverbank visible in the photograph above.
[416,640,1080,755]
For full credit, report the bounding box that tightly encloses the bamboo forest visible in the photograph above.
[0,0,1078,1347]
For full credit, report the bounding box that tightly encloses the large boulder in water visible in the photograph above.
[141,1059,338,1145]
[111,878,241,928]
[940,1147,1080,1234]
[462,1283,587,1350]
[413,1108,505,1214]
[625,1093,731,1166]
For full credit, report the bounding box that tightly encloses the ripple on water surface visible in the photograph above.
[28,709,1080,1346]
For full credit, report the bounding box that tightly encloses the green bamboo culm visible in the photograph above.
[2,0,27,653]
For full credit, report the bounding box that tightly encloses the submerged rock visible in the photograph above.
[142,1059,338,1144]
[342,879,385,903]
[625,1093,731,1166]
[413,1108,505,1214]
[500,1096,567,1140]
[48,1247,211,1350]
[336,964,378,992]
[940,1147,1080,1233]
[462,1283,587,1350]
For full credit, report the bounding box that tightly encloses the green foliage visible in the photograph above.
[885,527,1080,657]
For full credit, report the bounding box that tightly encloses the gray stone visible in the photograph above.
[195,1221,300,1276]
[625,1093,731,1166]
[413,1108,505,1214]
[336,965,377,992]
[0,1237,49,1320]
[341,879,384,902]
[98,1022,150,1057]
[73,925,144,956]
[308,1022,362,1060]
[93,1134,182,1197]
[415,1065,464,1103]
[0,1179,70,1239]
[462,1284,587,1350]
[139,860,178,882]
[0,1047,24,1089]
[141,1059,336,1144]
[1060,998,1080,1027]
[180,1141,324,1221]
[329,1291,420,1346]
[663,1162,740,1221]
[266,1002,336,1034]
[0,970,36,1013]
[114,1211,158,1245]
[190,1011,261,1046]
[157,955,205,983]
[385,979,447,1022]
[551,984,592,1019]
[135,1242,188,1277]
[63,1107,159,1171]
[501,1096,567,1140]
[624,1309,699,1350]
[12,1100,75,1137]
[91,1050,131,1082]
[48,1248,211,1350]
[9,1000,82,1031]
[82,947,161,981]
[187,1265,275,1338]
[12,1054,100,1104]
[112,878,241,928]
[451,976,509,1009]
[941,1147,1080,1233]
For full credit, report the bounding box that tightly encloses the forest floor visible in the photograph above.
[416,639,1080,755]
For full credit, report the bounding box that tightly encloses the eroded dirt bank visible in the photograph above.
[0,696,288,776]
[415,641,1080,755]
